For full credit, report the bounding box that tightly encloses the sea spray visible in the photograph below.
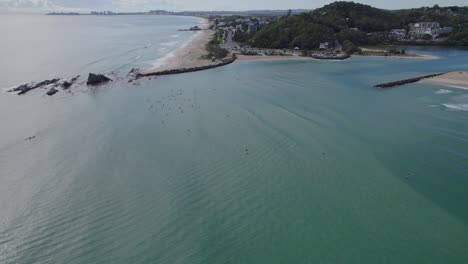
[443,104,468,111]
[435,89,453,94]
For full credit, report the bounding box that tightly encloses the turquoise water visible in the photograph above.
[1,15,468,263]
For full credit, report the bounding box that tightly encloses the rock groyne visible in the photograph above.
[374,73,446,88]
[136,57,236,79]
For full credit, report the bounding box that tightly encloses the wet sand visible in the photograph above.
[420,71,468,90]
[236,55,318,62]
[141,20,218,74]
[353,54,439,60]
[237,53,438,63]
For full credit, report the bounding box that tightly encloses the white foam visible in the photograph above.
[147,30,202,70]
[435,89,453,94]
[443,104,468,111]
[150,51,177,69]
[161,41,180,47]
[2,83,25,93]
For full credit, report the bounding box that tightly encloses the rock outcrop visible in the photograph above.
[86,73,112,86]
[62,75,80,89]
[9,78,60,95]
[46,88,59,96]
[128,68,140,76]
[8,75,82,96]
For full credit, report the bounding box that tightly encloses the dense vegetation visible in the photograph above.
[249,14,335,49]
[448,26,468,43]
[247,2,468,50]
[205,33,229,59]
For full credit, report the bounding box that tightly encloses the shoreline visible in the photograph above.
[419,72,468,90]
[234,52,438,63]
[141,17,218,74]
[353,54,439,60]
[142,26,441,73]
[235,55,318,62]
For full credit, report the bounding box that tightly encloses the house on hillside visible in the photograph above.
[216,22,226,28]
[390,29,407,40]
[247,22,260,33]
[319,42,330,49]
[408,22,451,40]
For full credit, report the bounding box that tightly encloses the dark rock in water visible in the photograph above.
[62,75,80,89]
[9,78,60,95]
[62,81,72,89]
[46,88,59,96]
[25,136,36,141]
[9,75,80,96]
[9,83,29,93]
[86,73,111,86]
[128,68,139,75]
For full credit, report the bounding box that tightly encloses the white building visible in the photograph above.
[408,22,443,39]
[319,42,330,49]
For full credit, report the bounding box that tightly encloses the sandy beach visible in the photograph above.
[355,47,440,60]
[352,53,439,60]
[236,53,438,62]
[141,19,218,74]
[236,54,319,62]
[141,24,441,75]
[420,71,468,90]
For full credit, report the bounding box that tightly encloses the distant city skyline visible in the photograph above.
[0,0,467,13]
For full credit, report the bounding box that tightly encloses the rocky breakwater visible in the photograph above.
[135,57,237,79]
[374,73,446,89]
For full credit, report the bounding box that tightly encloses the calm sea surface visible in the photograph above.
[1,14,468,264]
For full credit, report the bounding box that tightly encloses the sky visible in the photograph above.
[0,0,467,13]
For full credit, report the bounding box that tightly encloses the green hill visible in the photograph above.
[246,1,468,50]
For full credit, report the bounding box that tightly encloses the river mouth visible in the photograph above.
[2,15,468,264]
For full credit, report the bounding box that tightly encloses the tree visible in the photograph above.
[422,34,433,40]
[336,29,369,45]
[342,40,358,54]
[287,9,292,16]
[245,2,468,49]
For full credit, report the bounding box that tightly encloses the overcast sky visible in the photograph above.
[0,0,467,13]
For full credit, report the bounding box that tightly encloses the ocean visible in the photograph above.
[1,14,468,263]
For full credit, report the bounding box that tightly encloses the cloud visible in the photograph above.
[1,0,468,13]
[0,0,179,12]
[0,0,88,12]
[111,0,177,11]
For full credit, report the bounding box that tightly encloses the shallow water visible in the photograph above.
[0,14,202,87]
[1,15,468,264]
